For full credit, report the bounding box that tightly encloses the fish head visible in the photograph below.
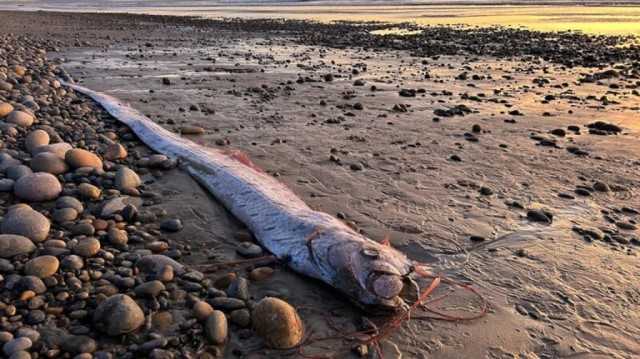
[331,238,419,312]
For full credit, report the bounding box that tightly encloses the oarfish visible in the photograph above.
[63,81,421,311]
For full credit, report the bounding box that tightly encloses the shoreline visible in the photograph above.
[1,9,639,358]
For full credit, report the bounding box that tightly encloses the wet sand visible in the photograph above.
[2,10,639,358]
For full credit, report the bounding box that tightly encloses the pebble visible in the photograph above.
[52,207,78,223]
[73,238,101,257]
[30,152,69,174]
[101,196,141,217]
[65,148,103,170]
[24,255,59,278]
[1,205,50,242]
[252,297,304,349]
[180,126,205,135]
[108,227,128,247]
[60,335,97,354]
[136,255,185,277]
[14,172,62,202]
[115,166,141,190]
[57,196,84,213]
[94,294,145,336]
[6,165,33,180]
[6,111,34,127]
[3,337,32,356]
[236,242,263,258]
[204,311,228,345]
[0,234,36,258]
[61,255,84,271]
[193,300,214,321]
[0,102,13,117]
[0,179,14,192]
[527,209,553,224]
[25,129,50,153]
[249,267,274,281]
[134,280,166,297]
[78,183,101,200]
[209,297,246,311]
[104,142,127,161]
[230,309,251,328]
[32,143,72,159]
[160,218,182,232]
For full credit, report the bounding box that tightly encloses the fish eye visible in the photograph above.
[361,248,379,258]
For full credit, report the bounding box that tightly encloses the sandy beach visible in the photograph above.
[0,9,639,359]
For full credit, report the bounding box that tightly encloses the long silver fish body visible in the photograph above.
[64,81,418,310]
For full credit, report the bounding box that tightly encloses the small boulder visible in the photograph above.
[0,102,14,117]
[30,152,68,174]
[6,111,34,127]
[94,294,145,336]
[115,166,141,191]
[32,143,72,159]
[252,297,303,349]
[24,255,59,278]
[73,238,100,257]
[104,142,127,161]
[65,149,103,170]
[204,311,228,345]
[14,172,62,202]
[25,130,50,153]
[1,205,50,242]
[0,234,36,258]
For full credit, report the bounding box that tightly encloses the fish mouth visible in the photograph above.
[364,271,421,312]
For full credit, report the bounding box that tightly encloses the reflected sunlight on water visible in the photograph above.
[3,2,640,36]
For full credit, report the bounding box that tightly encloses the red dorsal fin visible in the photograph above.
[226,150,264,173]
[381,233,392,247]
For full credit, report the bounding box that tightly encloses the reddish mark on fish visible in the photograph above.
[224,149,265,173]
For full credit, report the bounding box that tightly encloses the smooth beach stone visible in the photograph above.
[115,166,141,190]
[134,280,165,298]
[73,238,100,257]
[230,309,251,328]
[93,294,144,336]
[107,227,127,247]
[13,65,26,76]
[193,300,214,321]
[14,172,62,202]
[249,267,274,281]
[59,335,97,354]
[0,155,21,172]
[0,179,14,192]
[1,205,50,242]
[25,129,50,153]
[24,255,59,278]
[136,255,185,277]
[6,165,33,180]
[180,125,205,135]
[0,102,13,117]
[52,207,78,223]
[18,275,47,294]
[61,254,84,270]
[104,142,127,161]
[32,142,72,159]
[56,196,84,213]
[65,148,103,170]
[204,310,228,345]
[0,234,36,258]
[0,81,12,91]
[100,196,141,217]
[78,183,101,200]
[30,152,68,174]
[6,111,34,127]
[3,337,32,356]
[252,297,304,349]
[159,218,182,232]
